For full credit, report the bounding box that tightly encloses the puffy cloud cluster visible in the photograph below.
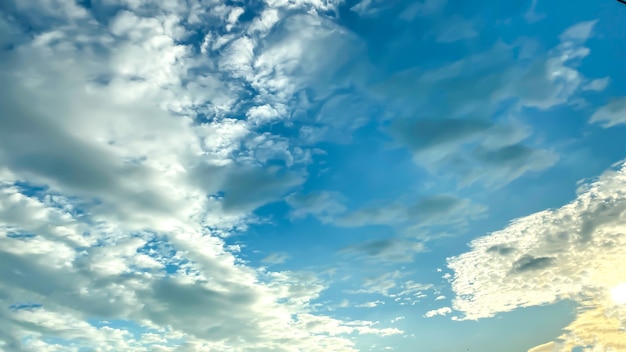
[447,161,626,349]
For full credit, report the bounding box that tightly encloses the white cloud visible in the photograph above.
[356,301,385,308]
[590,97,626,128]
[424,307,452,318]
[559,20,598,42]
[447,158,626,347]
[584,77,610,92]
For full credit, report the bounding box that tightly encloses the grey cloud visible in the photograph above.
[340,238,425,263]
[389,115,556,188]
[407,194,466,218]
[336,194,486,230]
[512,255,555,273]
[221,167,305,211]
[442,143,558,189]
[0,81,138,195]
[486,245,515,256]
[188,162,305,213]
[473,144,537,166]
[144,279,262,341]
[285,191,347,223]
[390,118,492,153]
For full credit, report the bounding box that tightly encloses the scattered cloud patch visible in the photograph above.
[590,97,626,128]
[286,191,347,223]
[261,252,291,265]
[424,307,452,318]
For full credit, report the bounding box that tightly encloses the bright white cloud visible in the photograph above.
[448,161,626,348]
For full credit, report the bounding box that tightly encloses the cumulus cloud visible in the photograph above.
[448,161,626,348]
[0,0,400,350]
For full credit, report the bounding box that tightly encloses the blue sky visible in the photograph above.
[1,0,626,351]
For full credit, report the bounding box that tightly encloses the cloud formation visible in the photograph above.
[448,161,626,348]
[380,20,602,188]
[0,0,401,350]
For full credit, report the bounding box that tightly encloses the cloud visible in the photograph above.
[286,191,347,223]
[389,117,558,188]
[399,0,446,20]
[0,0,400,350]
[380,20,601,188]
[336,194,486,229]
[524,0,545,23]
[583,77,610,92]
[447,160,626,348]
[528,303,626,351]
[352,0,446,19]
[261,252,291,265]
[589,97,626,128]
[356,300,385,308]
[433,16,478,43]
[345,271,435,308]
[559,20,598,42]
[340,238,426,263]
[424,307,452,318]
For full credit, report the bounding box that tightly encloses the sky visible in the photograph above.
[0,0,626,351]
